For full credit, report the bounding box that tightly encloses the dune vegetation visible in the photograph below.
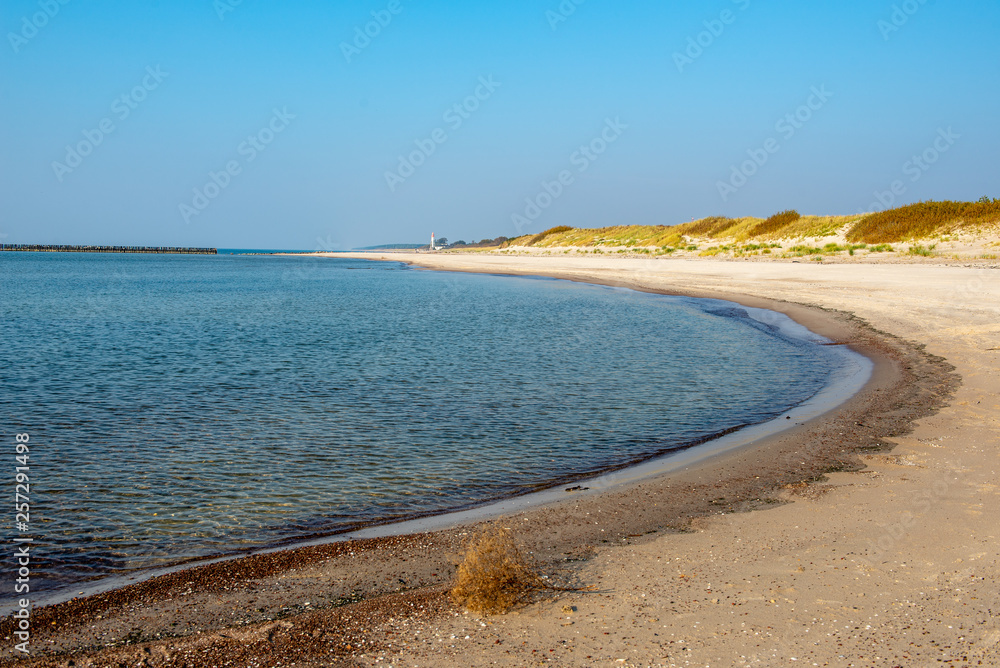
[845,200,1000,243]
[500,200,1000,253]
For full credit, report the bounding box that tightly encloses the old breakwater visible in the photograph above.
[0,244,216,254]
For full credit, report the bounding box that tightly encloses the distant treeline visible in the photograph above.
[354,244,427,250]
[446,236,509,249]
[0,244,217,254]
[356,237,510,251]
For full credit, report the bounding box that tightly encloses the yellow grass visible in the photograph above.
[845,200,1000,243]
[502,201,999,249]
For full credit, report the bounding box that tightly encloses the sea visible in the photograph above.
[0,251,846,604]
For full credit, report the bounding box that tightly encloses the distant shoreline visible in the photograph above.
[0,244,217,255]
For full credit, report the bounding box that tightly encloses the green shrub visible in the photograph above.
[789,245,822,256]
[907,244,936,257]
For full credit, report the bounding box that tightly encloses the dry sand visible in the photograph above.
[3,255,998,667]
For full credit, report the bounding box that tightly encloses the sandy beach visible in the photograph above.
[3,254,998,667]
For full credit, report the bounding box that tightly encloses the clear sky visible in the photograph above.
[2,0,998,249]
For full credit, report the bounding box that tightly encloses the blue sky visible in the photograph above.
[1,0,998,249]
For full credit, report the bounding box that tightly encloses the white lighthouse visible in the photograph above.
[430,232,436,251]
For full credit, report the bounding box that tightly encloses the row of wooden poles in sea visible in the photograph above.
[0,244,217,255]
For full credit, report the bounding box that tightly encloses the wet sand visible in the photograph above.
[3,255,997,667]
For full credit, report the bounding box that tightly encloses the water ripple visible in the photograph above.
[0,252,838,596]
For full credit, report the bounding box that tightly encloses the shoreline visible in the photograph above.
[3,269,870,614]
[1,255,980,667]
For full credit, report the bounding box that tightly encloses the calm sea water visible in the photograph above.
[0,252,840,599]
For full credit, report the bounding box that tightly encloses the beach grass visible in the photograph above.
[907,243,937,257]
[503,200,999,250]
[745,209,802,238]
[845,200,1000,243]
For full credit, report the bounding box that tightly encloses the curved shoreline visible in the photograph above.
[285,285,874,542]
[0,256,962,667]
[9,265,869,613]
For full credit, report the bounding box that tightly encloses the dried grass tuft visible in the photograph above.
[450,525,570,615]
